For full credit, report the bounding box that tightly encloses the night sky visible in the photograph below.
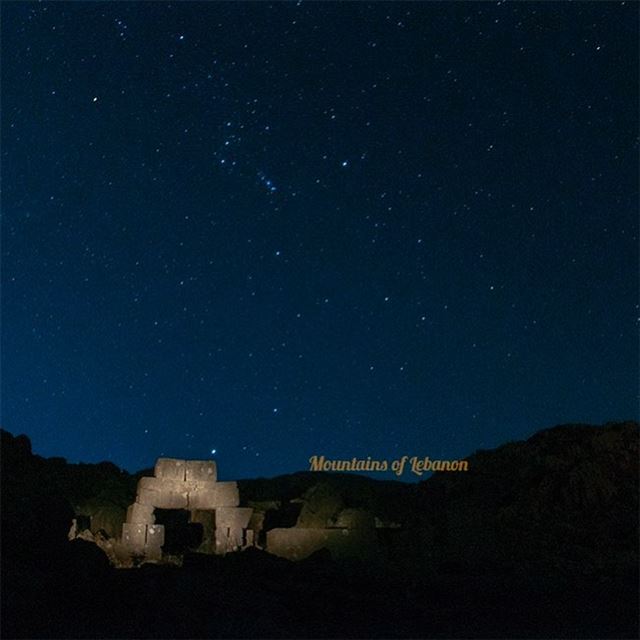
[2,2,638,480]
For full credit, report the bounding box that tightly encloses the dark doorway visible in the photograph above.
[75,514,91,532]
[154,509,203,554]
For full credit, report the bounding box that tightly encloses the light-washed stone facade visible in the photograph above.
[120,458,253,563]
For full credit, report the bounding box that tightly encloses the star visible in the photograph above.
[3,0,634,493]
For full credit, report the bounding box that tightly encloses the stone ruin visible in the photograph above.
[266,508,381,562]
[66,457,395,566]
[120,457,253,563]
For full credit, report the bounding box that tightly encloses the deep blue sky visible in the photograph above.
[2,2,638,480]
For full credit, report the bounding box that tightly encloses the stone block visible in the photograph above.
[213,508,249,550]
[187,479,220,493]
[154,458,186,481]
[145,524,165,547]
[122,523,147,550]
[230,529,244,548]
[188,482,239,509]
[187,489,218,509]
[185,459,217,483]
[137,488,188,509]
[144,546,162,562]
[215,507,253,530]
[136,488,155,506]
[126,502,155,524]
[214,481,240,506]
[214,528,232,554]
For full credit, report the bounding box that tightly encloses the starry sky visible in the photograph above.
[2,2,638,480]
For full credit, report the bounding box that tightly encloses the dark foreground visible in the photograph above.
[3,545,638,639]
[2,423,638,638]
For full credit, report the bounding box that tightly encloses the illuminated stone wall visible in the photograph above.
[266,507,379,561]
[120,457,253,562]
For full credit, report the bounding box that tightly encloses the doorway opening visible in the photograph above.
[153,509,203,554]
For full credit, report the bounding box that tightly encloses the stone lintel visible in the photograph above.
[137,487,188,509]
[138,475,217,494]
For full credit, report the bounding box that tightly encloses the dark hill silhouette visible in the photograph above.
[411,421,638,577]
[1,422,638,638]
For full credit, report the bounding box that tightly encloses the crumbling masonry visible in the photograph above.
[121,458,253,561]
